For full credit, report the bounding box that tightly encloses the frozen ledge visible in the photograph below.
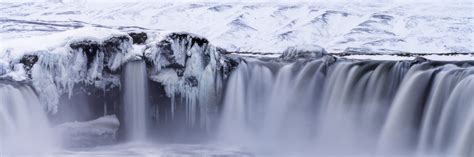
[331,52,474,61]
[226,51,474,61]
[1,28,473,114]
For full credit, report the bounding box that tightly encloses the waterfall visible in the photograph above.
[380,64,474,156]
[218,58,474,156]
[123,61,149,141]
[0,83,56,156]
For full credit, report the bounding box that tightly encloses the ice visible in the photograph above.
[55,115,120,148]
[0,27,227,127]
[144,32,224,128]
[279,45,327,60]
[53,143,251,157]
[1,27,133,113]
[1,63,28,81]
[339,54,474,61]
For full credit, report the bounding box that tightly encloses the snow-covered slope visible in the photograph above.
[1,2,473,53]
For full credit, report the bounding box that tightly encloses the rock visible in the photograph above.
[412,56,429,64]
[19,54,38,72]
[128,32,148,44]
[102,36,131,54]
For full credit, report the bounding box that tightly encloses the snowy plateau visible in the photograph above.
[0,1,473,53]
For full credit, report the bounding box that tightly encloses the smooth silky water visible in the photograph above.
[0,83,57,157]
[123,60,149,142]
[218,58,474,156]
[1,57,473,157]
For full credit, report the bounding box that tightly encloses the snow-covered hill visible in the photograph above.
[0,2,473,53]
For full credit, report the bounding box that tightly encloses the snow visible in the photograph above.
[0,27,127,60]
[340,54,474,61]
[0,2,472,54]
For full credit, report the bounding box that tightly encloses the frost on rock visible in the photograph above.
[0,61,7,76]
[145,32,226,130]
[32,36,131,113]
[0,28,133,113]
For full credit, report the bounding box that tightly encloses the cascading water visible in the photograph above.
[219,58,474,156]
[1,27,473,157]
[123,60,149,141]
[0,82,56,157]
[379,64,474,156]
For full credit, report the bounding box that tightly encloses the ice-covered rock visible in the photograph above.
[55,115,120,148]
[0,27,238,131]
[280,45,327,60]
[145,32,225,130]
[0,60,7,76]
[0,27,132,113]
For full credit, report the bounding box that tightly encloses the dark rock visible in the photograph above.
[167,32,209,48]
[165,63,186,77]
[102,36,130,54]
[19,54,38,78]
[220,54,241,78]
[68,35,131,73]
[413,56,428,64]
[185,76,198,87]
[69,40,101,69]
[145,32,213,77]
[128,32,147,44]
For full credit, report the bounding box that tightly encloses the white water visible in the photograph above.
[123,61,148,141]
[219,59,474,156]
[0,83,56,157]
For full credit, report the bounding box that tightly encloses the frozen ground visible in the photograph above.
[3,143,252,157]
[54,143,252,157]
[0,1,473,53]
